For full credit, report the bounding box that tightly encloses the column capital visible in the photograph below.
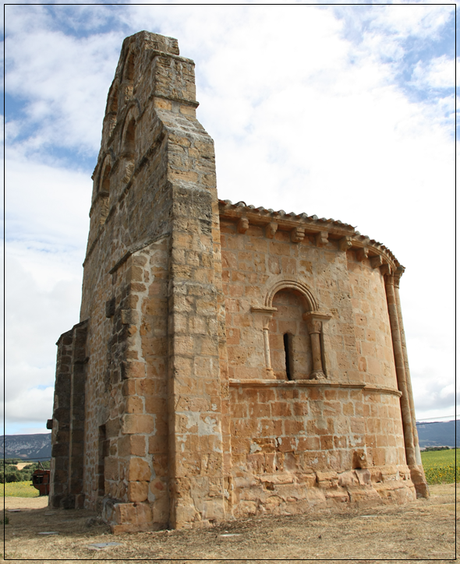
[393,265,405,288]
[380,263,394,276]
[251,306,277,329]
[303,311,332,333]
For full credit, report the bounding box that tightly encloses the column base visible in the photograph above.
[410,465,430,498]
[309,370,326,380]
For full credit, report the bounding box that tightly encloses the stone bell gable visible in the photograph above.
[48,31,427,533]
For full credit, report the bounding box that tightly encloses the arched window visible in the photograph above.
[269,289,312,380]
[283,333,294,380]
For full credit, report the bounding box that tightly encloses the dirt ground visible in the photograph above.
[2,484,456,563]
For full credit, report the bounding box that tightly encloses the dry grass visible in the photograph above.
[2,483,456,563]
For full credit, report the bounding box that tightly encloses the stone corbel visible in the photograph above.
[370,255,383,269]
[315,231,328,247]
[265,222,278,239]
[250,306,278,378]
[302,311,332,380]
[380,263,394,276]
[356,247,369,262]
[237,217,249,234]
[339,237,352,252]
[291,227,305,243]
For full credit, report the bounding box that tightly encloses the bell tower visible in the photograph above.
[50,31,228,531]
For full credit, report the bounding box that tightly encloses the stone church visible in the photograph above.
[48,31,428,532]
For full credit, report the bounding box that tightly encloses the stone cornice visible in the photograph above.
[363,384,403,397]
[228,379,402,397]
[218,199,403,274]
[229,379,365,389]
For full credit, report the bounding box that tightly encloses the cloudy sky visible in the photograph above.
[4,2,456,435]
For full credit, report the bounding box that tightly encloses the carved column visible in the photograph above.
[393,268,429,497]
[251,307,277,378]
[385,273,428,497]
[385,274,416,463]
[303,312,331,380]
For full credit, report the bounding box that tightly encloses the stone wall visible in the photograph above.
[49,30,428,532]
[49,320,88,509]
[218,207,416,517]
[59,30,228,531]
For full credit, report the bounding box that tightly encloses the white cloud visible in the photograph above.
[4,4,455,431]
[4,236,84,433]
[367,4,452,40]
[6,150,90,248]
[5,256,82,373]
[5,386,55,426]
[412,55,455,90]
[6,18,124,154]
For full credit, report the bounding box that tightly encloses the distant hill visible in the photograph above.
[416,420,458,449]
[0,421,456,460]
[1,433,51,461]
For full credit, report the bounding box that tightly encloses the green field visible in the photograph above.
[2,451,457,497]
[3,481,40,498]
[420,448,457,485]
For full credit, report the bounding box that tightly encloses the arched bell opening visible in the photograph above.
[123,118,136,158]
[103,82,119,140]
[100,164,111,194]
[120,51,135,104]
[124,51,135,82]
[94,158,112,226]
[120,114,137,184]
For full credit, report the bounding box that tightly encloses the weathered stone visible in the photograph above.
[49,30,427,533]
